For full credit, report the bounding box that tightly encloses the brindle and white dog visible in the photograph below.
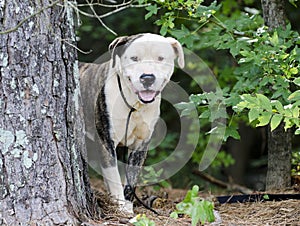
[79,33,184,213]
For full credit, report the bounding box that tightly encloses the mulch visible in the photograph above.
[217,199,300,225]
[88,178,300,225]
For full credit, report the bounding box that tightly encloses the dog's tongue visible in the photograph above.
[138,90,157,103]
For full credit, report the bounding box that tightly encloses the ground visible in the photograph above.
[88,178,300,225]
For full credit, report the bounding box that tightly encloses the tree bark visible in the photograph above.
[266,124,292,190]
[0,1,99,224]
[261,0,286,30]
[261,0,292,190]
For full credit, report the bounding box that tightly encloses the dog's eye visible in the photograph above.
[158,56,164,61]
[130,56,139,62]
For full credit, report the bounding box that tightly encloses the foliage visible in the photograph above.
[289,0,299,7]
[141,0,300,131]
[140,166,171,189]
[77,0,300,187]
[130,214,155,226]
[170,185,215,225]
[137,0,300,174]
[236,93,300,133]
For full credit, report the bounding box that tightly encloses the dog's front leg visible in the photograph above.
[101,164,134,213]
[124,143,149,201]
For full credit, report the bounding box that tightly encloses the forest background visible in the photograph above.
[76,0,300,191]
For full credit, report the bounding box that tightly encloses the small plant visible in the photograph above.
[170,185,215,226]
[263,194,270,200]
[130,214,155,226]
[141,166,171,190]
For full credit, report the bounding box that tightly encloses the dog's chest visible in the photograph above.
[104,74,160,149]
[108,101,160,149]
[129,107,158,141]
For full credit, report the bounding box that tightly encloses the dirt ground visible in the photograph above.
[88,179,300,225]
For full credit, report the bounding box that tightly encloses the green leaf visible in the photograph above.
[145,4,158,20]
[270,114,283,131]
[257,94,272,112]
[248,108,260,123]
[170,212,178,219]
[191,185,199,198]
[203,200,215,222]
[290,67,299,75]
[236,94,259,112]
[289,0,298,7]
[199,110,210,119]
[196,1,220,18]
[288,90,300,101]
[269,31,279,46]
[256,112,272,127]
[241,94,258,105]
[169,25,199,48]
[293,106,299,118]
[196,200,215,224]
[284,117,293,130]
[294,77,300,86]
[224,126,240,141]
[191,203,201,226]
[235,101,247,111]
[160,24,168,36]
[170,27,188,40]
[263,194,270,200]
[173,185,215,225]
[271,100,284,114]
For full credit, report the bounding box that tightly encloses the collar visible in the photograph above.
[116,73,136,112]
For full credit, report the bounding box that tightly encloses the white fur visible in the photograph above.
[101,166,133,213]
[102,34,184,213]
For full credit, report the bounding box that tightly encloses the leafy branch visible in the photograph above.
[140,0,300,135]
[235,93,300,134]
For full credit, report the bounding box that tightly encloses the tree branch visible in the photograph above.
[69,1,149,20]
[60,38,93,54]
[192,169,253,194]
[86,0,117,36]
[78,0,135,8]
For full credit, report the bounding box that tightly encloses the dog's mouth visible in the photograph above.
[137,90,159,103]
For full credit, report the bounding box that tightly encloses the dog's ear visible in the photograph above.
[109,36,130,68]
[166,37,185,69]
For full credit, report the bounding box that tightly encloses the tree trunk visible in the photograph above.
[261,0,286,30]
[0,1,99,224]
[261,0,292,190]
[266,124,292,190]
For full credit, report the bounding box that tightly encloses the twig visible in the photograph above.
[69,1,150,19]
[86,0,117,36]
[0,0,60,35]
[192,169,253,194]
[78,0,134,8]
[98,3,150,18]
[60,38,93,55]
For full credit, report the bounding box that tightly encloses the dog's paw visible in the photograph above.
[118,199,134,214]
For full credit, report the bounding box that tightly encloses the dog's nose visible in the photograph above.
[140,74,155,89]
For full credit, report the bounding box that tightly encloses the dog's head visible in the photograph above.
[109,33,184,104]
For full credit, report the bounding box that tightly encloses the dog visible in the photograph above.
[79,33,184,213]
